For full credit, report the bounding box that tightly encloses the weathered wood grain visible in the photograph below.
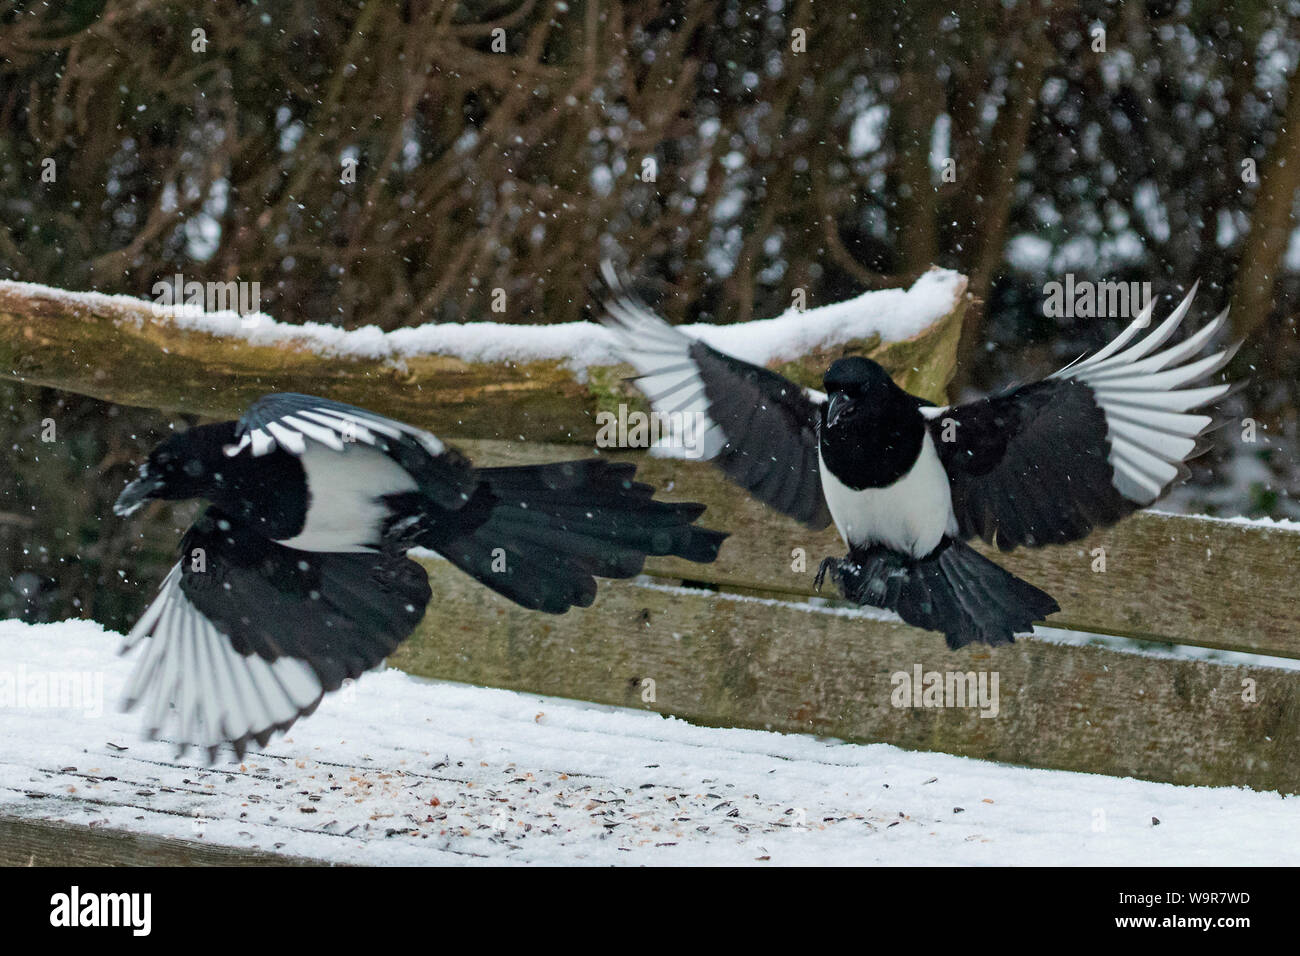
[446,438,1300,660]
[393,564,1300,793]
[0,815,328,866]
[0,278,967,441]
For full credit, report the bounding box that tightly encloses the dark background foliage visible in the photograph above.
[1,0,1297,628]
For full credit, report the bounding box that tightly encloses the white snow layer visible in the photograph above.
[1,618,1294,866]
[0,269,966,371]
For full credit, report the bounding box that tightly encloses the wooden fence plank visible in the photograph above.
[0,815,328,866]
[392,563,1300,794]
[450,439,1300,660]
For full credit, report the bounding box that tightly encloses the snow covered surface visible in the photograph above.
[2,618,1295,866]
[1166,510,1300,533]
[0,269,965,372]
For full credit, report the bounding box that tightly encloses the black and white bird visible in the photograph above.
[601,266,1237,649]
[114,393,726,759]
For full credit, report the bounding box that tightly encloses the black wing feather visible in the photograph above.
[602,281,831,529]
[931,379,1140,550]
[930,289,1234,550]
[180,507,431,687]
[120,506,431,760]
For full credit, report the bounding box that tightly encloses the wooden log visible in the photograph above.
[0,274,969,442]
[391,564,1300,794]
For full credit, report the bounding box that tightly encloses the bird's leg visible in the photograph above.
[379,517,424,555]
[813,548,909,609]
[813,556,840,592]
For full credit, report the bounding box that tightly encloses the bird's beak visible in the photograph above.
[825,392,853,429]
[114,473,164,516]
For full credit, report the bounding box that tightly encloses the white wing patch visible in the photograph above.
[224,403,445,461]
[601,272,729,461]
[602,267,830,461]
[276,442,418,552]
[120,564,323,759]
[1051,282,1234,505]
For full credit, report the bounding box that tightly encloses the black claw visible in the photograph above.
[813,556,839,592]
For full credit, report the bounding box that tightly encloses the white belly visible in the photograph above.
[819,433,955,558]
[277,443,418,552]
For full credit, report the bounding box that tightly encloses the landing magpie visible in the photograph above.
[114,393,726,759]
[601,266,1237,649]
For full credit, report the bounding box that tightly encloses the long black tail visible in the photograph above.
[420,459,727,613]
[816,538,1059,648]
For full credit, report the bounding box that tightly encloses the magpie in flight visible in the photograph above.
[601,265,1236,649]
[114,393,726,760]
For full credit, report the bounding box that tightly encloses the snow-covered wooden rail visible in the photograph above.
[0,272,967,439]
[3,271,1298,865]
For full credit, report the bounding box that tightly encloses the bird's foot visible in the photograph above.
[813,556,840,593]
[381,512,426,552]
[814,549,905,608]
[815,555,866,597]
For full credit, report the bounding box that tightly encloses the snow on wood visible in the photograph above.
[0,269,966,369]
[1,619,1296,866]
[1168,511,1300,533]
[0,271,969,440]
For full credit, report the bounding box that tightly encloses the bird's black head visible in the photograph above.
[822,356,896,430]
[819,356,926,489]
[114,422,240,516]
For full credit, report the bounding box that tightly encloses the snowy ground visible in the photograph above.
[1,619,1295,866]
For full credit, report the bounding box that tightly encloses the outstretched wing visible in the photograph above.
[228,393,476,510]
[600,264,831,529]
[120,507,431,761]
[929,285,1236,550]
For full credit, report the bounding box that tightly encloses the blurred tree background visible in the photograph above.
[1,0,1297,627]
